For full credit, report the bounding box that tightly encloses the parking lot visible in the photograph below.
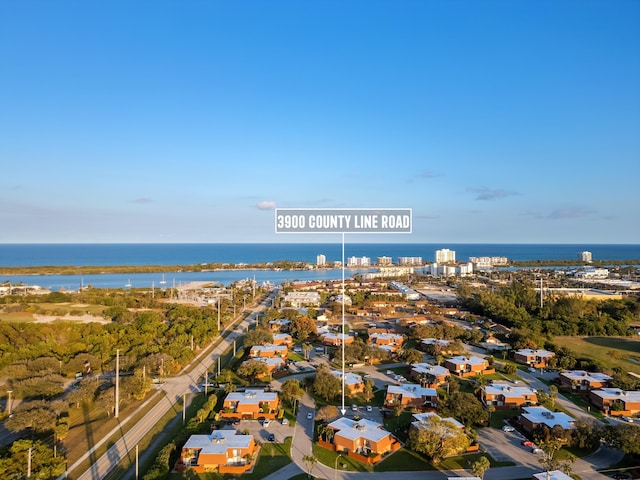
[220,418,294,444]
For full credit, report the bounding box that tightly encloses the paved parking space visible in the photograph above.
[220,418,295,444]
[342,405,384,424]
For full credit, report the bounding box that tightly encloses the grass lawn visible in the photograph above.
[313,443,372,472]
[439,452,514,469]
[374,448,435,471]
[560,390,606,421]
[242,437,293,480]
[553,336,640,374]
[489,409,519,429]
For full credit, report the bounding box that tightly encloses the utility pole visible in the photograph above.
[26,447,32,478]
[6,390,12,415]
[114,349,120,419]
[182,394,187,424]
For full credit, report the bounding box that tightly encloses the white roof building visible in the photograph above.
[412,412,464,431]
[224,390,278,405]
[331,370,363,388]
[182,430,253,455]
[327,417,390,443]
[533,470,574,480]
[521,406,575,430]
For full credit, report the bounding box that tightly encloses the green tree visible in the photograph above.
[407,417,471,465]
[280,379,304,407]
[471,456,491,479]
[237,359,269,384]
[291,316,317,341]
[438,391,488,427]
[400,348,423,365]
[302,454,317,479]
[312,366,341,401]
[244,326,273,348]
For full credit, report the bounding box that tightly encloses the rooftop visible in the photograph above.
[183,431,253,454]
[225,389,278,404]
[387,383,437,399]
[485,382,537,397]
[516,348,555,358]
[328,417,391,443]
[522,406,575,430]
[590,388,640,402]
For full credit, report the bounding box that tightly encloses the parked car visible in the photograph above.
[501,425,515,432]
[366,405,373,412]
[263,419,270,427]
[621,416,634,423]
[281,417,289,425]
[352,404,358,411]
[267,433,275,441]
[522,441,535,447]
[307,412,313,420]
[532,448,544,454]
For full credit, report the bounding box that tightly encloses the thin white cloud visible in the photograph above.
[467,186,518,201]
[257,200,277,210]
[547,207,595,220]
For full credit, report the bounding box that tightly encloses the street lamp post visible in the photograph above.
[334,454,343,480]
[6,390,12,415]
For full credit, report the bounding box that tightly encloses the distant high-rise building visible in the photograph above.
[377,256,393,266]
[435,248,456,264]
[317,254,326,267]
[347,256,371,267]
[578,251,592,263]
[398,256,423,266]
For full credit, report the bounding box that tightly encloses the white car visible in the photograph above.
[307,412,313,420]
[501,425,515,432]
[281,417,289,425]
[262,419,270,427]
[366,405,373,412]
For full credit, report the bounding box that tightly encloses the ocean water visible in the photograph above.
[1,243,638,291]
[1,243,639,267]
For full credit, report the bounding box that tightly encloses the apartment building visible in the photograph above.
[482,382,538,409]
[221,389,280,420]
[558,370,612,392]
[177,431,257,474]
[385,384,438,409]
[513,349,555,368]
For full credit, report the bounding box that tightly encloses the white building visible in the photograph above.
[283,291,321,307]
[575,267,608,279]
[347,256,371,267]
[316,254,326,267]
[578,251,593,263]
[377,256,393,266]
[435,249,456,263]
[398,256,423,266]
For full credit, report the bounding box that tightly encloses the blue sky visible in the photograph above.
[1,0,638,243]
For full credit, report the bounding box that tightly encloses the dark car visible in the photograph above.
[267,433,275,441]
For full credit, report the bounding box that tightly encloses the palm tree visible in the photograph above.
[302,454,318,479]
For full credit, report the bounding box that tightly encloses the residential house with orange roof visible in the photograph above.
[324,417,400,464]
[385,383,438,409]
[368,333,404,353]
[410,363,451,387]
[331,370,364,395]
[482,382,538,409]
[444,356,492,377]
[249,343,288,359]
[176,431,257,474]
[589,388,640,416]
[513,349,555,368]
[558,371,612,392]
[220,389,280,420]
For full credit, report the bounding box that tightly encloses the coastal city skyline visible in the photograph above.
[1,1,639,244]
